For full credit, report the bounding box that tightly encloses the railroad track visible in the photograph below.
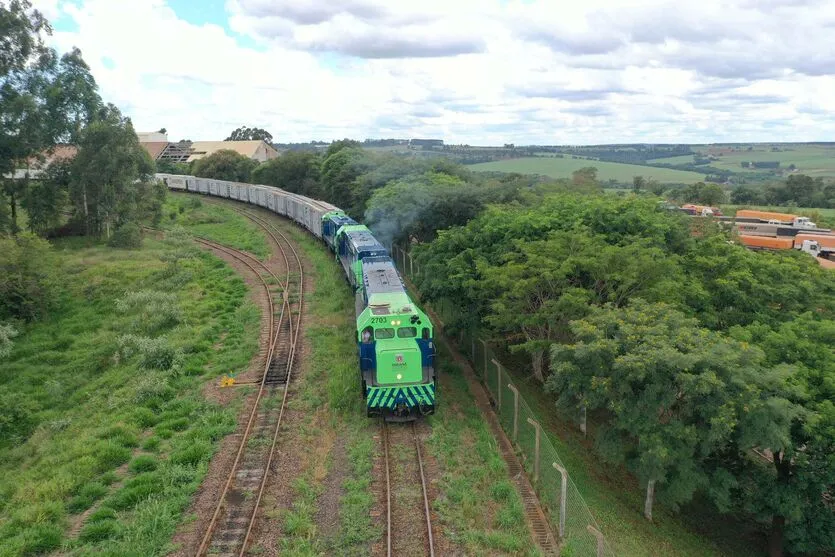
[193,208,305,557]
[381,421,435,557]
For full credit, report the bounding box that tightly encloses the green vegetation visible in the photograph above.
[1,1,159,239]
[163,194,269,258]
[0,233,260,555]
[467,157,705,183]
[414,193,835,556]
[191,149,258,183]
[426,349,539,556]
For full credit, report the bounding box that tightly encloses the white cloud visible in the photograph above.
[31,0,835,144]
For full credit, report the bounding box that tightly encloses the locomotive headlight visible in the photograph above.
[396,374,402,380]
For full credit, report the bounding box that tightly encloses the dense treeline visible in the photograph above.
[732,173,835,208]
[412,194,834,556]
[1,1,163,328]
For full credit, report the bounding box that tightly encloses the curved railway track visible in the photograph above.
[192,206,305,557]
[381,421,435,557]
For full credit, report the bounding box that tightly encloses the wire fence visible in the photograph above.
[392,243,616,557]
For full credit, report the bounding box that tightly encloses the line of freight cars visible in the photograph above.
[156,173,437,422]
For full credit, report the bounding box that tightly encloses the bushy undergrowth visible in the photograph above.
[0,236,259,556]
[108,222,142,249]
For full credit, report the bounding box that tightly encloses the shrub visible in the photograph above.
[108,222,142,249]
[128,455,158,474]
[20,523,63,554]
[118,335,182,371]
[87,507,117,523]
[0,387,40,447]
[79,519,122,542]
[0,233,59,321]
[0,322,18,359]
[115,290,182,333]
[68,482,108,513]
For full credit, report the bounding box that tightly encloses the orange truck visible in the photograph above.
[738,235,794,250]
[736,210,817,229]
[794,234,835,251]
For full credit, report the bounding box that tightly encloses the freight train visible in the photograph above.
[156,173,436,421]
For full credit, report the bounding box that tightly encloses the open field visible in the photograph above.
[649,144,835,177]
[468,157,705,183]
[0,235,260,555]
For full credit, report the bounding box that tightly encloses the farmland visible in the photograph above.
[649,143,835,177]
[467,157,706,183]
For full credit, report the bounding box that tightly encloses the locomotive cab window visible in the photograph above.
[397,327,417,338]
[375,327,395,339]
[361,326,373,344]
[422,328,430,339]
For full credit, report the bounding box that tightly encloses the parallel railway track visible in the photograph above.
[192,205,305,557]
[381,421,435,557]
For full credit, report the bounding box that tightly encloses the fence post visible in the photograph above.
[491,359,502,410]
[587,525,605,557]
[508,384,520,442]
[580,405,587,437]
[471,337,475,361]
[553,463,568,538]
[526,418,541,485]
[479,339,488,379]
[408,253,414,278]
[400,245,406,271]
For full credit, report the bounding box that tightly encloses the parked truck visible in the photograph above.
[735,210,817,229]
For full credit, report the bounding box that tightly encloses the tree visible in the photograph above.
[633,175,645,192]
[571,166,601,192]
[68,104,155,237]
[0,232,58,320]
[0,1,100,233]
[546,301,795,522]
[192,149,257,182]
[730,186,765,205]
[225,125,273,143]
[320,146,371,214]
[251,151,321,197]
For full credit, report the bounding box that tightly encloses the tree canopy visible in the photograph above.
[192,149,257,183]
[225,125,273,143]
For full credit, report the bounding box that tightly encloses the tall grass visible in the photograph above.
[0,235,259,556]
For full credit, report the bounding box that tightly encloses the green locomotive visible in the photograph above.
[322,211,436,421]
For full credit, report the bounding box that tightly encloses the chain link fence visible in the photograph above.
[392,244,615,557]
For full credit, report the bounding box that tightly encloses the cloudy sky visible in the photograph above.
[34,0,835,145]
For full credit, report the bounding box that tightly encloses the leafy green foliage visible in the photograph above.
[251,150,321,197]
[107,221,142,249]
[1,1,101,232]
[68,105,155,237]
[225,125,273,143]
[415,189,835,554]
[191,148,258,182]
[0,232,58,320]
[0,322,18,359]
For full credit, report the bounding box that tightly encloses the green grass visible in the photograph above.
[425,348,540,556]
[0,234,260,556]
[649,144,835,177]
[162,193,269,258]
[468,157,705,183]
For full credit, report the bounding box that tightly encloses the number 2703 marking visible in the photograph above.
[371,317,388,324]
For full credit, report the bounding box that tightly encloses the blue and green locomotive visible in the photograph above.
[322,211,436,421]
[158,173,437,421]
